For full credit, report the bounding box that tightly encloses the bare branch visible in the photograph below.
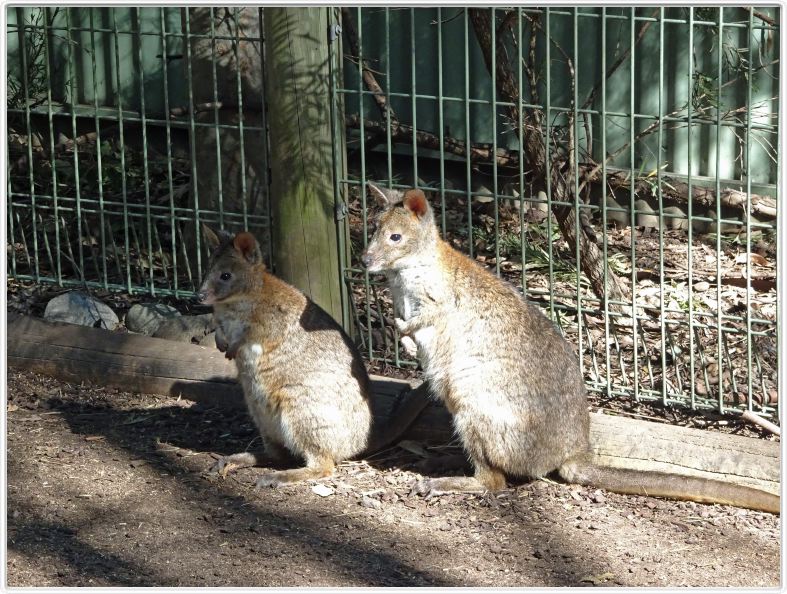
[341,8,398,125]
[747,7,777,27]
[581,8,659,111]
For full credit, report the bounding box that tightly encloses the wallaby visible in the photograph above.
[199,226,428,487]
[361,184,779,514]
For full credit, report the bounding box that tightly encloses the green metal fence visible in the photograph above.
[333,6,779,418]
[6,7,780,419]
[7,7,270,298]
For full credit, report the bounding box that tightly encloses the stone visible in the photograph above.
[125,303,181,335]
[44,291,119,330]
[152,314,215,343]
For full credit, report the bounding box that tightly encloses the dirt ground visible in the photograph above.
[5,367,780,588]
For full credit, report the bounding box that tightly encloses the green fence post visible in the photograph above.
[263,7,347,323]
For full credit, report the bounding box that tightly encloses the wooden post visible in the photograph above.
[263,7,346,323]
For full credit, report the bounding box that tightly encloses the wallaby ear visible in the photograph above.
[233,231,262,265]
[202,224,221,251]
[367,182,403,207]
[403,189,431,220]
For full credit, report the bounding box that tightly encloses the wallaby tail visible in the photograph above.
[559,456,780,514]
[365,382,432,456]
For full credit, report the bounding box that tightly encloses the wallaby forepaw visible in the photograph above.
[394,317,411,334]
[400,335,418,357]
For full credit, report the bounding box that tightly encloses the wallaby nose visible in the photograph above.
[360,253,371,268]
[197,290,208,303]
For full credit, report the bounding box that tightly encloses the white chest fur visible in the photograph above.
[388,266,440,353]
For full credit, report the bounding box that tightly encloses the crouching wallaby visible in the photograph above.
[199,226,426,487]
[361,184,779,514]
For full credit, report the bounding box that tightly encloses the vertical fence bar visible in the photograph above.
[437,7,446,235]
[111,9,132,292]
[65,9,86,285]
[385,7,393,186]
[43,8,62,284]
[600,8,612,395]
[88,9,107,288]
[160,7,179,295]
[715,8,724,412]
[657,7,667,405]
[544,8,555,318]
[687,8,696,409]
[354,7,373,362]
[17,8,40,281]
[464,9,473,260]
[410,7,418,188]
[258,7,273,262]
[209,8,225,228]
[183,9,203,286]
[233,7,249,233]
[775,10,783,422]
[629,7,639,401]
[573,9,583,372]
[134,8,154,294]
[491,8,500,276]
[517,8,526,294]
[744,9,754,411]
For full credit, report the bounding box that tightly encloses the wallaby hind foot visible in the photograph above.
[411,464,506,497]
[210,442,296,476]
[255,454,335,489]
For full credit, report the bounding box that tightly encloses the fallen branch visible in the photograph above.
[346,114,777,224]
[603,174,778,221]
[741,410,781,436]
[346,114,521,167]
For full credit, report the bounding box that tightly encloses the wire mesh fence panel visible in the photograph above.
[332,7,779,418]
[6,7,779,419]
[7,7,271,298]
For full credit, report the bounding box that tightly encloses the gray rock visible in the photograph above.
[44,291,119,330]
[126,303,181,335]
[152,313,215,343]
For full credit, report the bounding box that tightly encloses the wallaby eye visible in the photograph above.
[220,272,232,281]
[390,233,402,242]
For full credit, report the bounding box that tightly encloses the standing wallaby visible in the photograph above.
[361,184,779,514]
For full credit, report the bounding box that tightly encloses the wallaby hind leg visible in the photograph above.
[411,461,506,497]
[255,452,335,489]
[210,440,296,476]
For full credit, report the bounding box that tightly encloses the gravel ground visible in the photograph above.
[5,368,780,587]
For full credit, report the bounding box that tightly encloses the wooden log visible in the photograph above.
[7,314,779,495]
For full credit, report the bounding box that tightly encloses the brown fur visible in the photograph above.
[199,227,373,488]
[363,184,779,514]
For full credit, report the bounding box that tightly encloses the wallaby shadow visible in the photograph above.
[15,393,458,587]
